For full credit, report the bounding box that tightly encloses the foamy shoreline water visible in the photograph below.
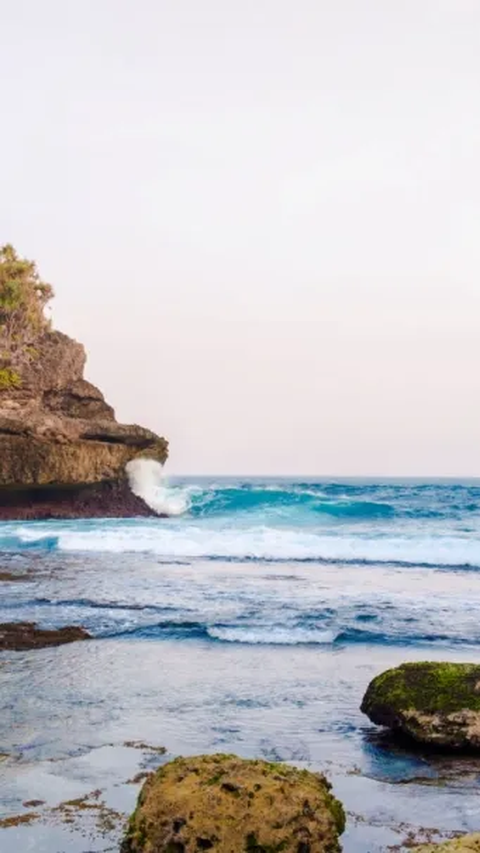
[1,478,480,851]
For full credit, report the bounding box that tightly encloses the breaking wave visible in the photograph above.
[122,466,480,527]
[90,621,480,648]
[1,523,480,568]
[125,461,399,520]
[126,459,191,516]
[1,476,479,571]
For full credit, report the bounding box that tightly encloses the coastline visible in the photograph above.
[1,477,479,851]
[0,479,163,520]
[1,625,479,852]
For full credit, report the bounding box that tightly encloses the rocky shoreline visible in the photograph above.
[0,246,168,520]
[111,662,480,852]
[0,478,163,520]
[1,617,477,850]
[0,621,91,651]
[0,248,477,851]
[0,331,168,519]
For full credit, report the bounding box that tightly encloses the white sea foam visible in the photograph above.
[126,458,191,516]
[7,522,480,567]
[207,626,337,644]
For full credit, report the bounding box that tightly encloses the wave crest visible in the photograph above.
[126,459,191,516]
[125,466,396,521]
[2,523,480,568]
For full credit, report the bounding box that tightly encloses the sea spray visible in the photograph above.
[126,458,190,516]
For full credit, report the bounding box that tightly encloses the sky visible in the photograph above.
[1,0,480,475]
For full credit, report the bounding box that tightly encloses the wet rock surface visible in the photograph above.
[0,621,91,651]
[0,478,163,520]
[0,569,30,581]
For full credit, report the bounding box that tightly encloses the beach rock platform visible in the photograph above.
[414,835,480,851]
[0,621,91,651]
[121,753,345,853]
[361,662,480,750]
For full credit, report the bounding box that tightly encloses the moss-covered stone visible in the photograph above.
[413,834,480,851]
[121,754,345,853]
[361,662,480,750]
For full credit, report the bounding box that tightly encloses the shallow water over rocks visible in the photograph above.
[1,552,480,851]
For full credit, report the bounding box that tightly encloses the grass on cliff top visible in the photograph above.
[362,662,480,715]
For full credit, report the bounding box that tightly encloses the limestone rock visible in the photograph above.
[44,378,115,421]
[361,662,480,750]
[0,328,168,518]
[12,330,86,394]
[121,754,345,853]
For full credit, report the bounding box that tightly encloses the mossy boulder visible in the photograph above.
[413,835,480,851]
[121,754,345,853]
[361,662,480,750]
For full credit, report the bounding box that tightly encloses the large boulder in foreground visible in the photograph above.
[361,662,480,750]
[414,835,480,851]
[121,754,345,853]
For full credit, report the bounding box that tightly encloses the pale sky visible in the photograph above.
[1,0,480,475]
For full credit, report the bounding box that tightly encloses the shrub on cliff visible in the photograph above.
[0,244,54,349]
[0,367,22,390]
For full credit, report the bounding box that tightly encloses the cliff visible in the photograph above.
[0,247,168,519]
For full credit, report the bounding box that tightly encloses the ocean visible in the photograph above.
[1,476,480,851]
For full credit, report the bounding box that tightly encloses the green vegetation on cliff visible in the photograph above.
[0,367,21,389]
[0,244,53,341]
[0,244,54,381]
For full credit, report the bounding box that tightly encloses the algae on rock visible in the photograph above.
[122,754,345,853]
[361,662,480,750]
[413,835,480,851]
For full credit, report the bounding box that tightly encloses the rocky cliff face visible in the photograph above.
[0,329,168,519]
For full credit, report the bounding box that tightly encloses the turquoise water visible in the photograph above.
[1,477,480,850]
